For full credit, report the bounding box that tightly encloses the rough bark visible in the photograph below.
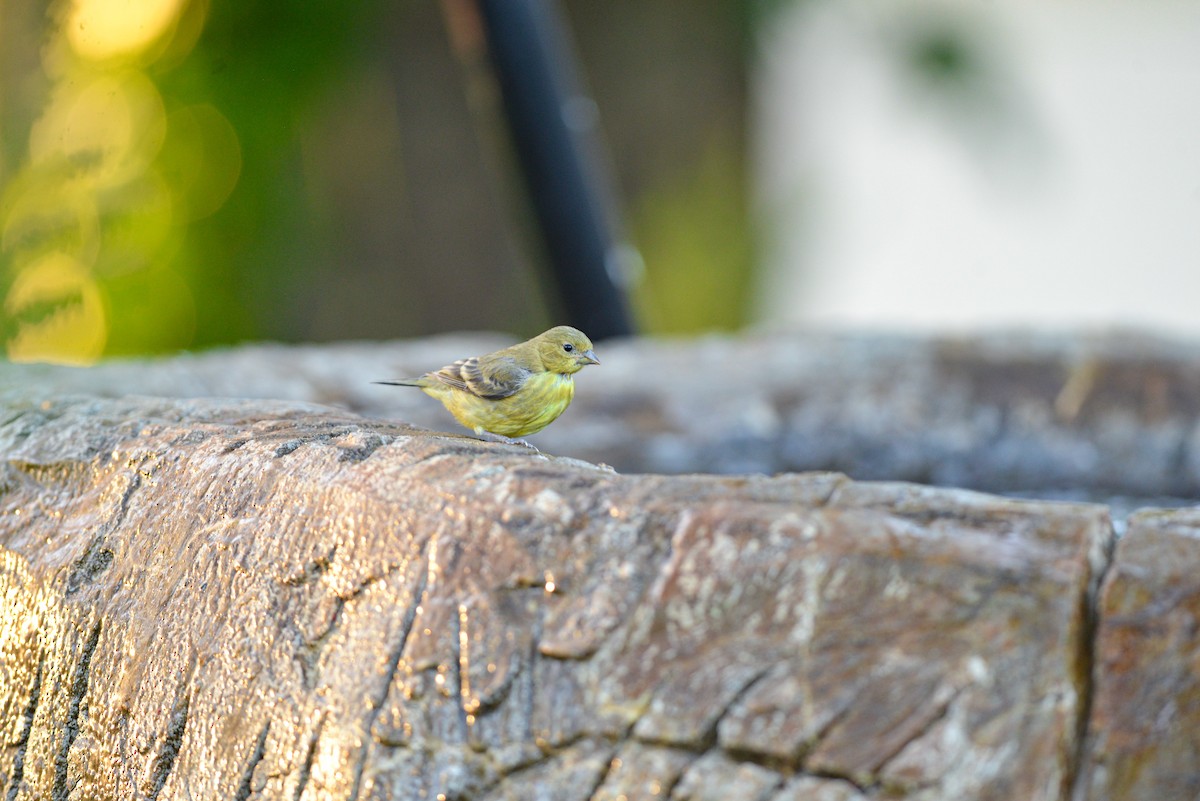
[4,332,1200,800]
[1,390,1114,800]
[1080,509,1200,801]
[7,331,1200,501]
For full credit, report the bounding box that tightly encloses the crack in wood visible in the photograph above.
[291,561,409,693]
[347,536,433,801]
[1066,519,1118,801]
[52,621,102,801]
[293,714,325,801]
[4,655,43,801]
[705,688,862,787]
[451,603,472,746]
[65,468,143,595]
[144,691,191,800]
[708,666,773,749]
[869,684,964,785]
[658,750,703,800]
[470,645,520,714]
[296,596,346,690]
[629,665,772,756]
[274,440,305,458]
[582,744,621,801]
[271,426,372,460]
[519,600,543,745]
[233,721,271,801]
[339,563,403,603]
[279,551,336,587]
[337,434,387,463]
[478,735,617,798]
[64,542,115,595]
[794,767,870,795]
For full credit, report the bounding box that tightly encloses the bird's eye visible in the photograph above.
[562,343,574,353]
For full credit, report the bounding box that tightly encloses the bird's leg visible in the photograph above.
[474,429,540,452]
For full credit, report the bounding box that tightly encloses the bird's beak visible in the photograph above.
[580,349,600,366]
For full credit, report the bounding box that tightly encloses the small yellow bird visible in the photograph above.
[376,326,599,447]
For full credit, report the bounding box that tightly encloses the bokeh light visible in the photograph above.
[3,0,205,363]
[29,71,167,184]
[160,104,241,221]
[65,0,189,62]
[4,252,106,364]
[3,0,752,361]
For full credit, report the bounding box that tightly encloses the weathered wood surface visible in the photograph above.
[7,331,1200,498]
[1080,509,1200,801]
[3,333,1199,800]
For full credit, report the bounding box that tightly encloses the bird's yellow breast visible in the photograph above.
[432,371,576,438]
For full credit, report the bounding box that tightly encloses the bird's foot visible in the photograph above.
[475,430,541,452]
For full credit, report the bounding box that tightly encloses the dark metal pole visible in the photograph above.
[475,0,636,340]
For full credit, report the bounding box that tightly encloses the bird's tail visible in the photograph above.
[373,379,425,387]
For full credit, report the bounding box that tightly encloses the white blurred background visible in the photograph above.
[753,0,1200,334]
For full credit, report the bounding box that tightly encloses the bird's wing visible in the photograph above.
[428,355,528,399]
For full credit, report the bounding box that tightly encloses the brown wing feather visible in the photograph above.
[428,355,528,399]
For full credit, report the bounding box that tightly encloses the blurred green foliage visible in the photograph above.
[1,0,387,362]
[2,0,755,364]
[632,138,753,332]
[157,0,390,348]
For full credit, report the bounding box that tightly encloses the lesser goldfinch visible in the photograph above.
[376,326,599,447]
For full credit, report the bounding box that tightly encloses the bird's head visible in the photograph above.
[534,326,600,374]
